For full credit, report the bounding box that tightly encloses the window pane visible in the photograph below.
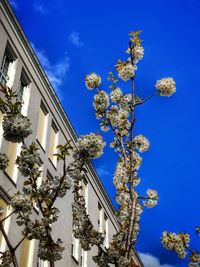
[37,107,47,149]
[49,124,58,166]
[20,239,31,267]
[0,55,10,86]
[0,198,7,245]
[5,142,19,179]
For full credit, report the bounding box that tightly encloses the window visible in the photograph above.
[81,249,87,267]
[0,110,4,149]
[81,177,88,212]
[0,197,12,254]
[5,142,20,183]
[37,103,48,150]
[104,213,109,248]
[71,232,79,262]
[48,121,59,166]
[0,198,8,245]
[79,178,88,266]
[38,259,49,267]
[98,202,103,233]
[0,43,17,87]
[18,69,31,115]
[19,239,35,267]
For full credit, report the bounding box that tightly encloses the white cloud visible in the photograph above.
[31,43,70,100]
[139,253,174,267]
[96,166,109,177]
[68,31,84,48]
[9,0,19,9]
[33,2,48,15]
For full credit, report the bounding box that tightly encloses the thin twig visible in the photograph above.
[0,209,16,224]
[134,92,156,107]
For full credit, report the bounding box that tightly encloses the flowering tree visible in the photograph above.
[161,227,200,266]
[0,31,176,267]
[81,31,175,266]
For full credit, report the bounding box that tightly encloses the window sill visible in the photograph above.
[71,255,79,265]
[48,157,57,171]
[36,139,46,154]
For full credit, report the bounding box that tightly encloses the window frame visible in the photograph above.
[36,101,49,151]
[0,42,17,87]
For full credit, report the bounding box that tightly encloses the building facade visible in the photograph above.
[0,1,143,266]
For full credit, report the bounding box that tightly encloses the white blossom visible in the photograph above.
[16,144,40,177]
[93,90,109,118]
[161,231,190,259]
[127,45,144,62]
[11,192,33,214]
[3,114,32,143]
[143,199,158,208]
[133,45,144,61]
[147,189,158,199]
[118,63,134,81]
[156,77,176,97]
[38,238,65,262]
[119,93,132,111]
[100,125,110,132]
[134,134,150,153]
[76,133,106,159]
[110,87,122,103]
[85,73,101,90]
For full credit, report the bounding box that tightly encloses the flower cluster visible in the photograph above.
[76,133,106,159]
[132,151,142,170]
[16,143,40,177]
[106,106,130,135]
[0,153,9,171]
[110,87,122,103]
[113,159,129,190]
[133,45,144,61]
[132,203,143,243]
[38,238,65,262]
[156,78,176,97]
[85,73,101,90]
[72,198,104,250]
[22,219,46,239]
[119,93,132,111]
[134,134,150,153]
[161,231,190,259]
[3,114,32,143]
[0,250,13,267]
[11,192,33,214]
[38,175,71,208]
[116,60,135,81]
[127,45,144,62]
[143,189,158,208]
[93,90,109,118]
[189,252,200,267]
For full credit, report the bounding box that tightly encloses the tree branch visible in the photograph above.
[134,92,156,107]
[0,209,16,224]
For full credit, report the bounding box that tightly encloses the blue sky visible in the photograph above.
[9,0,200,266]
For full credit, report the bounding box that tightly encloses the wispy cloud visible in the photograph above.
[139,253,174,267]
[68,31,84,48]
[31,43,70,100]
[33,2,48,15]
[9,0,19,9]
[96,166,109,177]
